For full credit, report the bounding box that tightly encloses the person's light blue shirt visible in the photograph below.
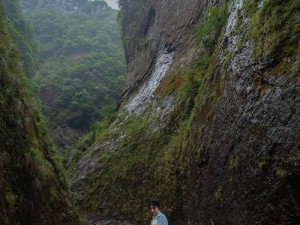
[151,211,168,225]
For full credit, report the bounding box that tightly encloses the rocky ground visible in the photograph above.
[85,212,135,225]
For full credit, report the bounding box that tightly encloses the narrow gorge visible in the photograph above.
[0,0,299,225]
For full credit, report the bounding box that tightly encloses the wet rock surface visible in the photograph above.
[185,1,300,224]
[187,56,300,224]
[121,0,209,99]
[72,0,300,224]
[125,50,174,114]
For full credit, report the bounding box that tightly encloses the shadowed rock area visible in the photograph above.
[0,1,81,224]
[86,212,134,225]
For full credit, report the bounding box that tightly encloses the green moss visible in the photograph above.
[258,161,266,169]
[234,9,243,32]
[222,51,232,76]
[31,147,63,184]
[236,39,245,51]
[179,1,230,112]
[229,153,240,170]
[121,35,134,47]
[276,168,287,178]
[244,0,260,16]
[195,1,229,54]
[246,0,300,62]
[5,192,16,206]
[156,71,186,97]
[215,185,223,203]
[139,37,151,47]
[0,2,82,223]
[70,108,195,223]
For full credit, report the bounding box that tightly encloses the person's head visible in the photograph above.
[149,200,160,216]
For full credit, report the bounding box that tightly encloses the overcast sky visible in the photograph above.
[104,0,119,9]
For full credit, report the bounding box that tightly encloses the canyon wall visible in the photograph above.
[0,1,81,224]
[71,0,300,224]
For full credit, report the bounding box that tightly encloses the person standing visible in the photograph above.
[149,200,168,225]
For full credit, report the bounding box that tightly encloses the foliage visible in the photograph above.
[20,0,126,149]
[195,2,229,54]
[245,0,300,63]
[64,103,118,166]
[179,2,229,110]
[229,153,240,170]
[215,186,223,203]
[157,2,229,113]
[70,113,190,223]
[3,0,38,77]
[0,1,82,224]
[276,168,287,178]
[5,192,16,206]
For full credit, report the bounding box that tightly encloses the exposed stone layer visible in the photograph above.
[72,0,300,224]
[121,0,210,99]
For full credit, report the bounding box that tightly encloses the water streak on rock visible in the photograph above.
[225,0,244,37]
[126,51,174,113]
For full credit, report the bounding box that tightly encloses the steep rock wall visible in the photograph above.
[0,1,81,224]
[185,0,300,223]
[71,0,300,224]
[120,0,210,99]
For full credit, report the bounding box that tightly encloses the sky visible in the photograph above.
[104,0,119,9]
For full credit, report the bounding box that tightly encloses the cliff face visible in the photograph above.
[183,1,300,224]
[120,0,209,98]
[0,1,81,224]
[71,0,300,224]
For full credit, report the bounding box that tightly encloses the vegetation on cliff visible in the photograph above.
[70,0,300,224]
[69,1,230,223]
[0,1,82,224]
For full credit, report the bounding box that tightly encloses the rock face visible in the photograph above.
[184,0,300,224]
[0,1,81,224]
[71,0,300,224]
[120,0,209,99]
